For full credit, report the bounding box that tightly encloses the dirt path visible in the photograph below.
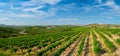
[47,36,73,56]
[89,31,95,56]
[100,32,120,56]
[93,32,106,56]
[93,31,112,56]
[70,44,79,56]
[81,34,89,56]
[38,36,65,52]
[60,35,83,56]
[112,34,120,40]
[70,35,86,56]
[35,35,73,56]
[46,39,67,56]
[41,33,78,55]
[46,34,80,56]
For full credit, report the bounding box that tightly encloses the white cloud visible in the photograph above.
[21,0,41,7]
[56,18,78,21]
[13,14,35,18]
[21,0,61,6]
[40,0,61,5]
[96,0,120,10]
[59,3,76,11]
[107,16,113,19]
[83,6,92,12]
[106,0,119,10]
[0,2,7,6]
[97,0,102,4]
[23,6,44,12]
[5,0,61,19]
[0,0,60,19]
[0,17,8,21]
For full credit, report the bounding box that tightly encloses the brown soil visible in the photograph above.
[46,34,80,56]
[100,32,120,56]
[81,34,89,56]
[16,49,23,55]
[31,46,38,52]
[36,36,67,56]
[93,31,112,56]
[94,33,106,56]
[89,31,95,56]
[47,44,61,56]
[112,34,120,40]
[60,35,83,56]
[47,36,72,56]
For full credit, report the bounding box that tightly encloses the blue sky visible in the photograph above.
[0,0,120,25]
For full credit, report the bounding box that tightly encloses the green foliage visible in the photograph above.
[38,33,79,56]
[116,39,120,44]
[78,34,86,54]
[1,25,120,56]
[0,27,20,38]
[27,48,32,55]
[3,45,10,50]
[12,47,19,52]
[0,52,6,56]
[98,31,116,52]
[104,31,112,38]
[92,31,102,55]
[0,31,78,49]
[53,34,80,56]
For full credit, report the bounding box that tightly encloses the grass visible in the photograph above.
[116,39,120,45]
[78,34,87,54]
[92,31,102,55]
[98,31,116,52]
[53,34,80,56]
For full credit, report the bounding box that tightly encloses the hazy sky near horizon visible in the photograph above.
[0,0,120,25]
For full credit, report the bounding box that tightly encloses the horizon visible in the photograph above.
[0,0,120,25]
[1,23,120,26]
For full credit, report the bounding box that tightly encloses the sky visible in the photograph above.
[0,0,120,25]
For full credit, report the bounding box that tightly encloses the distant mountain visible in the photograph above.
[86,24,120,29]
[0,24,8,27]
[0,24,24,28]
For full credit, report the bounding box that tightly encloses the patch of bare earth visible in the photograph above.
[93,31,112,56]
[81,34,89,56]
[100,32,120,56]
[89,31,95,56]
[112,34,120,40]
[71,44,80,56]
[45,36,73,56]
[16,46,38,56]
[16,49,23,55]
[44,34,79,56]
[83,33,96,56]
[60,35,83,56]
[94,33,106,56]
[47,45,61,56]
[0,50,11,56]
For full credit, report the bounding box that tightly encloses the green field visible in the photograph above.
[0,24,120,56]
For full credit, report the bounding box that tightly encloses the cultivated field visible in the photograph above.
[0,24,120,56]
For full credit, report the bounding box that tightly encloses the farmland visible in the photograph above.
[0,24,120,56]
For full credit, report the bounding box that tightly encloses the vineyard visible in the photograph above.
[0,25,120,56]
